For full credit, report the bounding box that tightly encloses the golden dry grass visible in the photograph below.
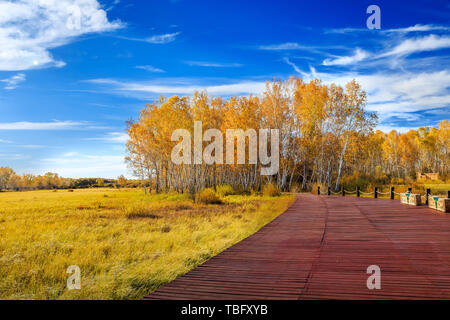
[0,188,295,300]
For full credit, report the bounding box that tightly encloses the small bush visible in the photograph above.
[263,182,281,197]
[196,188,223,204]
[216,184,235,197]
[124,204,160,219]
[172,203,193,211]
[68,189,74,192]
[390,177,405,185]
[76,204,90,210]
[233,185,248,195]
[161,225,171,233]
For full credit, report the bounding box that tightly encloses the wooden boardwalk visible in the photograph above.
[144,194,450,300]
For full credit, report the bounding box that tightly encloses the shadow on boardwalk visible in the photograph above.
[145,194,450,300]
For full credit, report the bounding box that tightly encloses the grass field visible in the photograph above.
[0,188,296,300]
[423,183,450,195]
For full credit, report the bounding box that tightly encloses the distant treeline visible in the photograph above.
[0,169,141,191]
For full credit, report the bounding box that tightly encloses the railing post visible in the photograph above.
[407,187,412,193]
[327,187,331,196]
[317,186,320,195]
[374,187,378,199]
[390,187,394,200]
[447,190,450,199]
[342,188,345,197]
[357,186,360,197]
[426,188,430,205]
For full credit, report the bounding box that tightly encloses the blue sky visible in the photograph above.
[0,0,449,178]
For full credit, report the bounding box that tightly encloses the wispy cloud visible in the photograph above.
[135,65,165,72]
[380,34,450,57]
[324,27,367,34]
[41,153,126,178]
[385,24,450,33]
[85,132,128,143]
[184,61,243,67]
[19,144,47,149]
[293,67,450,117]
[282,58,308,77]
[0,120,86,130]
[0,153,29,160]
[323,49,369,66]
[0,0,122,71]
[258,42,308,51]
[85,78,266,96]
[145,32,180,44]
[0,138,13,143]
[325,24,450,34]
[105,0,121,11]
[120,32,181,44]
[1,73,26,89]
[376,125,424,133]
[424,107,450,116]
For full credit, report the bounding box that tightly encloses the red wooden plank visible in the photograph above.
[144,194,450,300]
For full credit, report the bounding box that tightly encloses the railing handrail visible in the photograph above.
[315,185,449,201]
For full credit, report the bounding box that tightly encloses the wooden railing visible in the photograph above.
[316,186,450,212]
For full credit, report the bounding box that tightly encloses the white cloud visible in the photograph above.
[1,73,25,89]
[86,78,267,96]
[0,138,13,143]
[424,107,450,116]
[295,68,450,117]
[376,125,424,133]
[323,49,369,66]
[0,120,85,130]
[385,24,450,33]
[0,0,122,71]
[145,32,180,44]
[87,67,450,122]
[326,24,450,34]
[0,153,29,160]
[106,0,121,11]
[135,65,165,72]
[85,132,128,143]
[283,57,308,77]
[323,27,367,34]
[63,152,79,157]
[41,153,126,178]
[19,144,46,149]
[120,32,181,44]
[381,35,450,57]
[184,61,243,67]
[258,42,307,51]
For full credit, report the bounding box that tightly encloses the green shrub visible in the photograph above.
[262,182,281,197]
[343,177,371,192]
[216,184,235,197]
[196,188,222,204]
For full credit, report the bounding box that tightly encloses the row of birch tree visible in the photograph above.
[125,77,449,193]
[125,77,379,193]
